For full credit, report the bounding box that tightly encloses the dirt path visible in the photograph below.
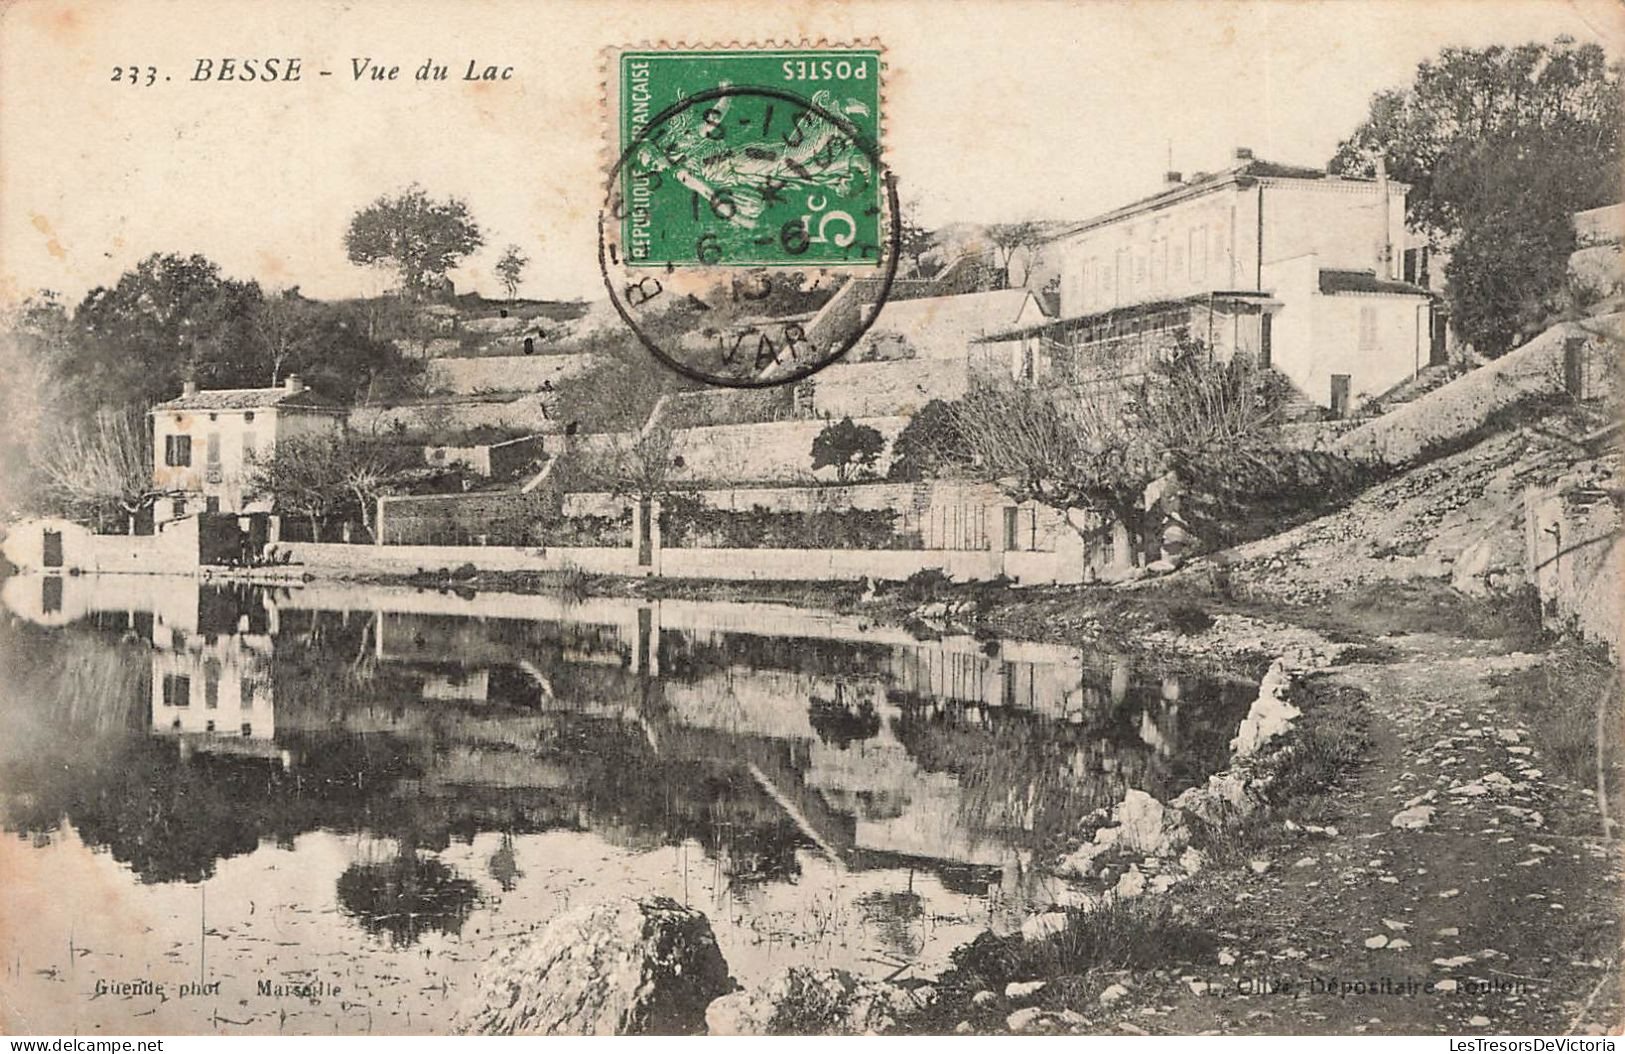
[1077,633,1622,1035]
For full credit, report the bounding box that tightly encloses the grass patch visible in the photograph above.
[1318,581,1545,642]
[1186,677,1373,867]
[930,898,1218,1004]
[1259,676,1373,804]
[1489,641,1620,795]
[1337,641,1406,665]
[1164,603,1216,635]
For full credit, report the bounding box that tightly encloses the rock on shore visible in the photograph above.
[454,896,734,1035]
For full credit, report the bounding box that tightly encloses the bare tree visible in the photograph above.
[245,432,397,541]
[897,197,938,278]
[251,287,317,385]
[600,422,683,503]
[37,410,177,530]
[946,338,1285,564]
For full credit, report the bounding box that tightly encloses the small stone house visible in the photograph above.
[148,375,346,521]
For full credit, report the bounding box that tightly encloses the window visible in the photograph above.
[243,411,255,423]
[242,432,256,460]
[163,673,191,708]
[171,498,186,520]
[1358,306,1378,351]
[164,434,192,467]
[206,433,221,465]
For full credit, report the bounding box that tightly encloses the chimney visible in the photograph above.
[284,373,304,394]
[182,380,198,397]
[1163,170,1184,188]
[1234,146,1254,161]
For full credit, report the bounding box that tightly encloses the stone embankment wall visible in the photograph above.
[805,359,969,418]
[1525,481,1622,653]
[281,541,636,576]
[667,416,910,484]
[1333,315,1620,466]
[0,516,201,574]
[375,490,553,545]
[349,391,559,437]
[423,353,601,395]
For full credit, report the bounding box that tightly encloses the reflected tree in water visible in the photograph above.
[487,833,523,892]
[336,847,480,947]
[808,685,881,749]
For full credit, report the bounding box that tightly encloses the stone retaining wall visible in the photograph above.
[1333,315,1620,466]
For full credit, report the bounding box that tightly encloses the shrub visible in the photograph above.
[887,400,967,482]
[934,898,1218,998]
[811,417,885,482]
[896,567,953,600]
[660,502,913,550]
[1164,603,1215,635]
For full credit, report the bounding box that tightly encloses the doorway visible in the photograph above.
[42,529,63,568]
[1330,374,1352,419]
[637,497,653,567]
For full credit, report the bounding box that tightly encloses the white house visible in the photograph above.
[983,149,1438,415]
[148,375,346,520]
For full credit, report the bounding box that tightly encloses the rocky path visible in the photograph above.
[1065,634,1621,1035]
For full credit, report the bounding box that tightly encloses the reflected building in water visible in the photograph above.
[1,573,1250,904]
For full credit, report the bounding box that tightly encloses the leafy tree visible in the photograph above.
[811,417,885,482]
[336,850,478,948]
[887,399,968,481]
[897,197,938,278]
[68,253,264,410]
[986,221,1043,289]
[1330,38,1622,354]
[808,690,881,749]
[345,184,485,299]
[495,244,529,303]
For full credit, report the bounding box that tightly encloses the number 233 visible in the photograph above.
[111,66,159,86]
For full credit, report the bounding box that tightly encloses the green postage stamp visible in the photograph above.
[613,47,885,268]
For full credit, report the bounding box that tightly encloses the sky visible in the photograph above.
[1,0,1620,306]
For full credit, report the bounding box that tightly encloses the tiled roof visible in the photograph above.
[150,387,345,412]
[1318,269,1430,297]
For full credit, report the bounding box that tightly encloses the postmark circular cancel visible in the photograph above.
[600,49,898,388]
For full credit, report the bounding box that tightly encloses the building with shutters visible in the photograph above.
[983,149,1439,416]
[148,375,346,521]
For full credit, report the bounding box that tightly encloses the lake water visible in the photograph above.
[0,573,1253,1034]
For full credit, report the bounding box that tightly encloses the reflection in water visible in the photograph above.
[337,848,481,947]
[0,573,1254,1032]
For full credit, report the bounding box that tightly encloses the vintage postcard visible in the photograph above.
[0,0,1621,1041]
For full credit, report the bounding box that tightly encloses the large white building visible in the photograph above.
[988,149,1442,415]
[148,375,345,519]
